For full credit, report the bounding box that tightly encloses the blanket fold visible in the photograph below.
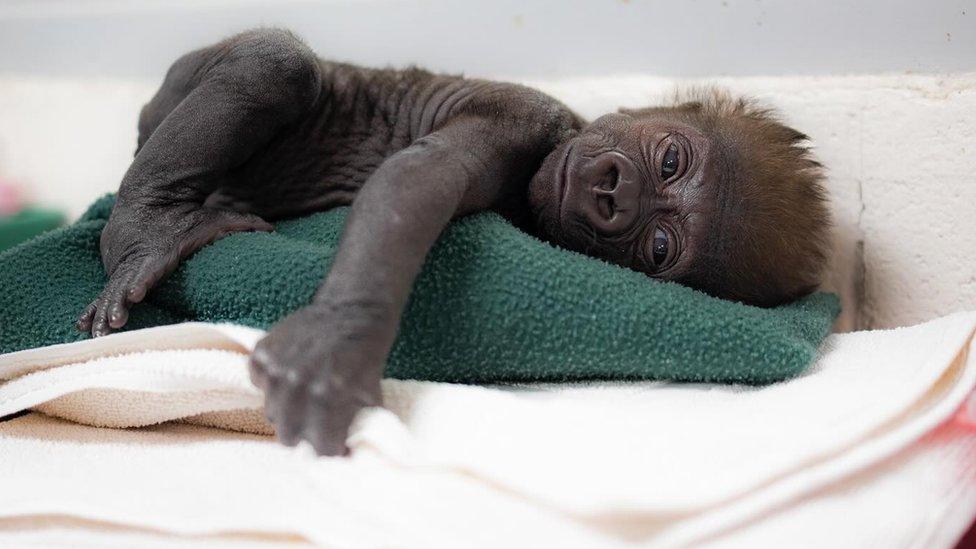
[0,195,838,384]
[0,312,974,548]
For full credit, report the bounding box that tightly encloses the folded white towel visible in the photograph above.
[1,312,975,547]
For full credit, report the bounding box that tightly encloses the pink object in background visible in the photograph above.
[952,389,976,429]
[0,180,23,215]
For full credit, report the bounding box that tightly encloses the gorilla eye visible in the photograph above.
[651,227,670,268]
[660,143,679,180]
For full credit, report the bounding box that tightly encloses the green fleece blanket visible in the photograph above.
[0,195,838,384]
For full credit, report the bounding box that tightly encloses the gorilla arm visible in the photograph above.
[247,116,525,456]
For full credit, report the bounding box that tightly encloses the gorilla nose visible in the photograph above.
[582,152,641,232]
[591,170,622,222]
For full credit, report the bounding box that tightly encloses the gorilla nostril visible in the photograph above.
[597,166,619,191]
[596,194,616,220]
[590,165,619,220]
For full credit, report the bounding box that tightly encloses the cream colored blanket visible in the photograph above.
[1,312,975,547]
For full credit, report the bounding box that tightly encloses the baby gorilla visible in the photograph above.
[77,29,830,455]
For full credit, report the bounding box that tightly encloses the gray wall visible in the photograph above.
[0,0,973,79]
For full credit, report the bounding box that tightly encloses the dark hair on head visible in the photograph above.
[624,88,832,307]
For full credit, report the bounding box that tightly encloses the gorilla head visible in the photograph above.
[529,89,831,307]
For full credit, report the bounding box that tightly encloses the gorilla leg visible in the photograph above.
[78,29,322,336]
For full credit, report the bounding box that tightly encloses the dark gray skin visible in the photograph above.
[76,30,742,455]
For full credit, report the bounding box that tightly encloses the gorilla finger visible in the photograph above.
[126,281,148,304]
[75,301,98,332]
[273,372,310,447]
[249,346,288,389]
[108,301,130,329]
[107,274,137,329]
[248,352,271,391]
[306,416,353,457]
[109,270,139,328]
[262,375,283,421]
[94,281,130,335]
[263,377,307,446]
[91,298,113,338]
[305,389,360,457]
[126,257,164,303]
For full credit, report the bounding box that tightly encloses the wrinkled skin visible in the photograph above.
[528,112,718,280]
[79,29,816,456]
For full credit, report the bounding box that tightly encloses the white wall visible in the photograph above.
[0,0,973,79]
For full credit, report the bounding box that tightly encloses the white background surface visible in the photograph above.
[0,0,973,79]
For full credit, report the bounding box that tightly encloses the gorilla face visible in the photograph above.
[528,111,719,282]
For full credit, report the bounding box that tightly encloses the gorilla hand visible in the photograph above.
[249,303,384,456]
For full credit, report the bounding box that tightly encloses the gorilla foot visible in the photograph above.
[78,207,272,337]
